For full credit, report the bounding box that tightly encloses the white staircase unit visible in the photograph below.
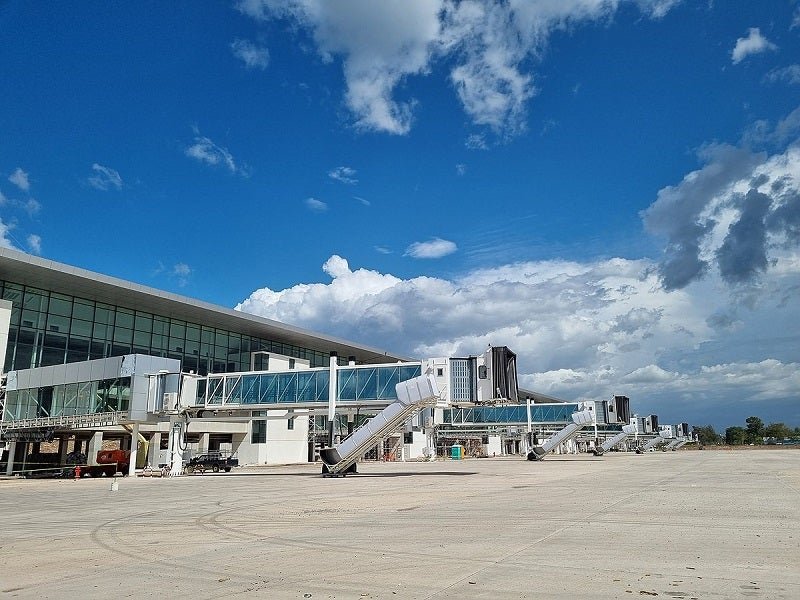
[527,408,594,461]
[319,374,440,475]
[594,423,638,456]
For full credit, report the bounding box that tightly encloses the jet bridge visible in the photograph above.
[319,374,441,477]
[592,423,637,456]
[527,408,594,461]
[638,431,670,453]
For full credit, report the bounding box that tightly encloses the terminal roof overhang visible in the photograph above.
[0,247,411,364]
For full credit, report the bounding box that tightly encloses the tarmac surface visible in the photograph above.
[1,449,798,599]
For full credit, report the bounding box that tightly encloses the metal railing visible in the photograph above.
[0,411,128,432]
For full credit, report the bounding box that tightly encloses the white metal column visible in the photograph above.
[127,422,139,477]
[5,440,16,475]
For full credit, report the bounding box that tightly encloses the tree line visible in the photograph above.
[693,416,800,446]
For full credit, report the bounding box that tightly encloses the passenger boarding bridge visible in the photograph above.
[1,343,688,477]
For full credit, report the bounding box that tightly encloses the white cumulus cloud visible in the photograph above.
[8,167,29,192]
[185,135,245,175]
[764,64,800,86]
[231,38,270,69]
[328,166,358,184]
[26,234,41,255]
[305,197,328,212]
[405,238,457,259]
[235,250,800,424]
[236,0,678,138]
[731,27,777,65]
[87,163,123,191]
[0,218,16,249]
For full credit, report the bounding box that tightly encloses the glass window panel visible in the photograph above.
[93,322,109,340]
[277,373,297,403]
[46,313,70,333]
[21,309,45,329]
[184,340,200,356]
[90,340,107,360]
[23,289,48,312]
[241,375,259,403]
[94,305,114,326]
[258,374,278,404]
[169,321,185,340]
[76,382,93,415]
[64,383,80,414]
[185,325,200,342]
[70,319,93,337]
[251,420,266,444]
[376,367,399,400]
[17,328,36,345]
[152,317,168,335]
[215,331,229,348]
[227,333,241,352]
[168,336,184,352]
[110,343,130,357]
[356,368,378,401]
[338,369,356,401]
[72,300,94,321]
[115,309,134,329]
[66,336,90,363]
[182,354,199,373]
[134,312,153,332]
[133,330,151,346]
[201,327,214,345]
[49,294,72,316]
[2,283,23,304]
[9,305,20,326]
[225,376,243,403]
[51,384,65,417]
[207,377,224,405]
[113,327,132,344]
[44,333,67,350]
[296,371,318,402]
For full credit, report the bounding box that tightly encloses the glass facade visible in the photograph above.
[443,403,580,426]
[337,365,422,402]
[3,377,131,421]
[1,279,331,375]
[197,364,422,407]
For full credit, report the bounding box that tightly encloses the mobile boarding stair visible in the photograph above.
[319,374,441,477]
[664,437,688,451]
[592,423,638,456]
[527,408,594,461]
[637,431,670,453]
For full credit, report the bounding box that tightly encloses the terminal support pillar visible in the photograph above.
[148,432,161,467]
[58,436,68,464]
[87,431,103,466]
[327,352,338,447]
[5,441,16,475]
[198,432,210,453]
[128,422,139,478]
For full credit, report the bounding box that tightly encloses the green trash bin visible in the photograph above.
[450,445,463,460]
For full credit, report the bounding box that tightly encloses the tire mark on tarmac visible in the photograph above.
[421,455,716,600]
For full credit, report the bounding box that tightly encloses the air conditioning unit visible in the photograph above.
[163,392,178,411]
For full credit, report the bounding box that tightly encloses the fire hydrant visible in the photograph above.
[74,465,81,479]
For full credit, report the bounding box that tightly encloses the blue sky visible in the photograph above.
[2,1,799,430]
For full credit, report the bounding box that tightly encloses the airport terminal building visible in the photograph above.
[1,247,659,477]
[0,247,415,471]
